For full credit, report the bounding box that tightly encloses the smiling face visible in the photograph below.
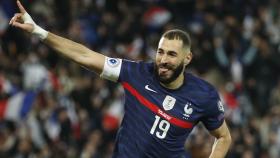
[154,37,192,85]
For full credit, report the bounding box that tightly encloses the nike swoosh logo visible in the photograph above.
[145,85,157,93]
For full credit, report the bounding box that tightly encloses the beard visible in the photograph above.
[154,61,185,84]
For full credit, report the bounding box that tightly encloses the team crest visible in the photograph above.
[183,103,193,118]
[162,95,176,111]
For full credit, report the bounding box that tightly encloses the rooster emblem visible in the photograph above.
[183,103,193,117]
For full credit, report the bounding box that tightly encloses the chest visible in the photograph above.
[124,77,206,125]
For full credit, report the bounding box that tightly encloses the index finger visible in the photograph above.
[17,0,26,13]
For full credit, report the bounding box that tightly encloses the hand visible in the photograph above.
[9,0,35,33]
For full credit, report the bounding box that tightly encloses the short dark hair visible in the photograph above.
[162,29,191,51]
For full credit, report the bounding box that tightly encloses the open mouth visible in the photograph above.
[159,67,169,73]
[159,66,172,75]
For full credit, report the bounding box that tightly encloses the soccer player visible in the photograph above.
[10,1,231,157]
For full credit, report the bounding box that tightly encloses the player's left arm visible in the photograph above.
[201,88,231,158]
[208,120,231,158]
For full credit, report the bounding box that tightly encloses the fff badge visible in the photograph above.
[162,95,176,111]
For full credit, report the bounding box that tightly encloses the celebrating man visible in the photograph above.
[10,1,231,157]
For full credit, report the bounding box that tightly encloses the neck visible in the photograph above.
[160,73,185,90]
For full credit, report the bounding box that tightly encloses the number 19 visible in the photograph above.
[150,115,170,139]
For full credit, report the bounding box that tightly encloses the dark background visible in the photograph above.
[0,0,280,157]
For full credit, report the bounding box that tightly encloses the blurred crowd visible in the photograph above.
[0,0,280,158]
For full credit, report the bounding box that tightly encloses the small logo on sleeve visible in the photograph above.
[107,58,120,67]
[217,100,224,112]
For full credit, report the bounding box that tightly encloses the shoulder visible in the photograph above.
[186,74,224,121]
[122,59,153,73]
[186,73,218,96]
[118,59,153,82]
[185,73,220,105]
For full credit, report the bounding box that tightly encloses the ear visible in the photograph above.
[184,52,192,66]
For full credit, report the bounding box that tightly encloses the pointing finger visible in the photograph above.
[17,0,26,13]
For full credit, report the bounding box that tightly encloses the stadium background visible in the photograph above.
[0,0,280,157]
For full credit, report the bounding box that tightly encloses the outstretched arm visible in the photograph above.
[44,33,105,74]
[209,121,231,158]
[9,0,105,74]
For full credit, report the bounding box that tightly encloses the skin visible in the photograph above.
[209,121,232,158]
[9,1,231,157]
[155,37,192,89]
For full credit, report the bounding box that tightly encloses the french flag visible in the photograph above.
[0,91,37,121]
[143,6,172,28]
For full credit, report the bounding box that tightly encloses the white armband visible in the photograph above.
[32,25,48,40]
[22,12,48,40]
[100,57,122,82]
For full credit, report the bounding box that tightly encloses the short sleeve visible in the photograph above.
[201,90,225,131]
[117,59,138,83]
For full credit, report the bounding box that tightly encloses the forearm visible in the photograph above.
[9,1,106,74]
[209,136,231,158]
[44,33,105,74]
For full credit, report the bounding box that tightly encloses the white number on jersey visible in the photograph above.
[150,115,170,139]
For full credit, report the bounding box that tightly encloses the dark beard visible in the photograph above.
[154,61,185,84]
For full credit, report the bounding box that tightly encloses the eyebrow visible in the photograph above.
[158,48,164,52]
[158,48,178,55]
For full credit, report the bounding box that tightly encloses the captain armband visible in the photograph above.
[100,57,122,82]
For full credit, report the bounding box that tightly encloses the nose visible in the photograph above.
[160,54,168,64]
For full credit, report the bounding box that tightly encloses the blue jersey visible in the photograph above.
[101,58,225,158]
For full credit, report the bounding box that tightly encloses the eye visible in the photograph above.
[168,51,177,57]
[157,50,164,55]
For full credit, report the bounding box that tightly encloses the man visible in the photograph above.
[10,1,231,157]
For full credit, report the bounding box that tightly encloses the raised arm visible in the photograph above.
[44,33,105,74]
[9,0,105,74]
